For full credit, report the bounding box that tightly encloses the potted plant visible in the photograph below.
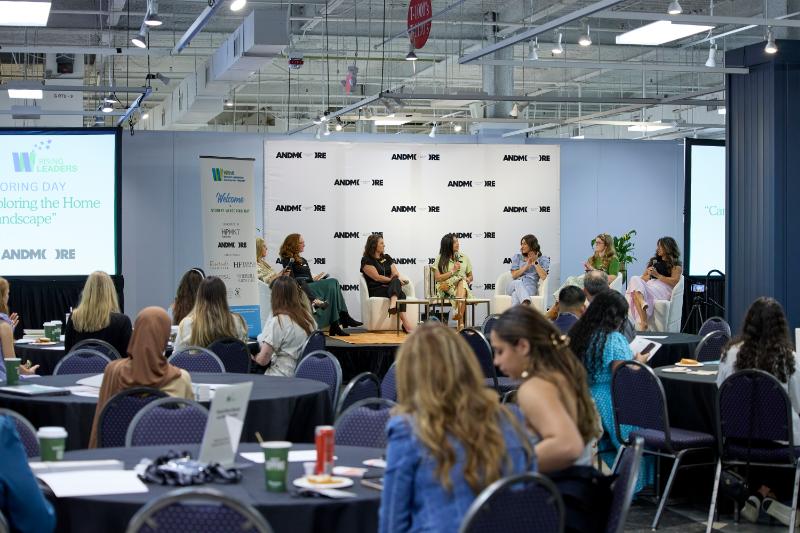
[613,230,637,285]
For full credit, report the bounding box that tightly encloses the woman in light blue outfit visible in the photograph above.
[507,234,550,306]
[379,324,535,533]
[568,290,653,493]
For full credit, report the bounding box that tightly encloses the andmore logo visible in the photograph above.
[1,249,46,259]
[275,204,302,212]
[334,179,360,186]
[503,206,528,213]
[484,283,495,291]
[276,151,302,159]
[333,231,360,239]
[394,258,417,265]
[453,232,472,239]
[391,206,416,213]
[314,258,326,265]
[503,154,528,161]
[503,257,512,264]
[391,153,417,160]
[218,242,236,248]
[448,180,472,187]
[340,284,359,291]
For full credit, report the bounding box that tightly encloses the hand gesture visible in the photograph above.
[452,262,461,273]
[20,361,39,375]
[9,312,18,329]
[584,261,593,272]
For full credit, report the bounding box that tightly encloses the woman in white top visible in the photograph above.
[253,277,316,377]
[173,276,248,353]
[717,297,800,526]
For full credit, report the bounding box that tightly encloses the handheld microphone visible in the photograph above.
[287,257,295,266]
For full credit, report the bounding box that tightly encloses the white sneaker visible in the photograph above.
[763,497,800,528]
[741,496,761,523]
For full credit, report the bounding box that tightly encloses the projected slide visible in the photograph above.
[0,131,118,276]
[689,143,725,276]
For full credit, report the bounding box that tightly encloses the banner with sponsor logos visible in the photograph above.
[264,142,560,325]
[200,156,260,337]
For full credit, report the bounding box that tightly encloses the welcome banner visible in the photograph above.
[264,142,560,325]
[200,156,260,336]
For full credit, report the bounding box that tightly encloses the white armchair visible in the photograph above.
[609,274,623,294]
[257,280,272,329]
[359,274,418,331]
[493,271,548,314]
[648,276,685,332]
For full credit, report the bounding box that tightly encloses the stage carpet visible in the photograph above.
[334,331,408,345]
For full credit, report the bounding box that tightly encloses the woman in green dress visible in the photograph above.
[434,233,473,330]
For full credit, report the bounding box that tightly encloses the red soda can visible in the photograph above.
[315,425,335,475]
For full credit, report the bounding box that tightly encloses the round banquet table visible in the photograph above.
[48,443,382,533]
[643,332,703,368]
[654,363,719,435]
[0,373,331,450]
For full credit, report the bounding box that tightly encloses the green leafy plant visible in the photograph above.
[613,230,637,284]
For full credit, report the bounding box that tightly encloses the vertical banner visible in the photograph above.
[200,156,260,337]
[264,142,560,325]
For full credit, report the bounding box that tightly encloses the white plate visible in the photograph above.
[675,362,704,367]
[293,476,354,490]
[30,341,58,346]
[362,458,386,469]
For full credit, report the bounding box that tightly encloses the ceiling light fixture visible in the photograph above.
[509,103,519,118]
[0,1,51,27]
[717,107,726,115]
[7,80,44,99]
[225,99,234,108]
[528,39,539,61]
[406,43,418,61]
[144,0,162,26]
[705,41,717,68]
[765,27,778,54]
[103,94,116,104]
[323,123,331,136]
[373,118,411,126]
[141,111,150,120]
[453,123,462,132]
[616,21,714,46]
[131,28,148,49]
[552,32,564,54]
[628,120,674,132]
[667,0,683,15]
[101,101,114,113]
[429,124,436,138]
[578,20,592,47]
[230,0,246,12]
[335,123,343,131]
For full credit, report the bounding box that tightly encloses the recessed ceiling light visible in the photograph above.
[628,120,674,132]
[0,1,51,27]
[7,81,44,99]
[616,20,714,46]
[374,118,411,126]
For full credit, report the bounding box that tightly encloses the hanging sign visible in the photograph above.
[407,0,432,49]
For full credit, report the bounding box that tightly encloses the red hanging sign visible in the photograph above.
[407,0,432,50]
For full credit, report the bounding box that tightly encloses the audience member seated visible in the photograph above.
[256,238,281,284]
[717,297,800,526]
[434,233,474,331]
[551,232,620,309]
[360,234,415,333]
[380,323,535,533]
[169,268,205,326]
[0,277,39,378]
[507,234,550,306]
[0,415,56,532]
[279,233,361,336]
[173,276,249,353]
[253,277,315,377]
[552,286,585,333]
[64,271,132,357]
[89,307,193,447]
[625,237,683,331]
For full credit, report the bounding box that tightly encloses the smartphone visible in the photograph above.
[640,342,657,355]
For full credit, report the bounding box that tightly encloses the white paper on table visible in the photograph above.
[14,339,34,344]
[30,460,123,474]
[630,337,663,361]
[42,346,66,350]
[239,450,338,464]
[36,470,148,497]
[76,374,105,388]
[660,367,690,373]
[66,386,100,398]
[637,335,668,339]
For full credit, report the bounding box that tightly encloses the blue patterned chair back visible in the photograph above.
[70,338,122,359]
[0,410,39,458]
[694,330,730,362]
[125,487,273,533]
[612,361,670,444]
[606,437,644,533]
[295,350,342,408]
[53,348,112,375]
[0,508,8,533]
[300,331,326,361]
[459,328,498,383]
[207,338,250,373]
[380,363,398,401]
[334,398,395,448]
[698,317,731,338]
[337,372,381,417]
[168,347,225,373]
[460,472,564,533]
[481,314,500,341]
[126,398,209,447]
[98,387,167,448]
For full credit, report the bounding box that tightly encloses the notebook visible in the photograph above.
[0,384,71,396]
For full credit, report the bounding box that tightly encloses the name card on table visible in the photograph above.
[199,382,253,468]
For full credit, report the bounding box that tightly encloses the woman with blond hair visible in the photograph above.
[64,271,132,357]
[173,276,248,353]
[379,324,535,533]
[256,237,280,285]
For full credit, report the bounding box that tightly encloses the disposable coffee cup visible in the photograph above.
[193,384,211,402]
[43,322,54,341]
[38,427,68,461]
[5,358,21,386]
[261,441,291,492]
[51,321,63,341]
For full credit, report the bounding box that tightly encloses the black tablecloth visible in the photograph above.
[325,336,397,383]
[0,373,331,450]
[50,443,382,533]
[644,332,703,368]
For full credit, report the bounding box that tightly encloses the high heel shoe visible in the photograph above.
[387,306,398,316]
[328,321,349,337]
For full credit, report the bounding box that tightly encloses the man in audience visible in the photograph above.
[583,270,636,341]
[552,286,585,333]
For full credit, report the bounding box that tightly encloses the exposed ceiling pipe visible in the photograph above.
[172,0,226,55]
[592,11,800,28]
[472,58,749,74]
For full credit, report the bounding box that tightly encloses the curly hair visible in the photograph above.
[588,233,617,271]
[650,236,682,270]
[279,234,303,263]
[568,290,629,382]
[723,297,795,383]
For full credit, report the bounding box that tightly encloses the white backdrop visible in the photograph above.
[265,141,560,324]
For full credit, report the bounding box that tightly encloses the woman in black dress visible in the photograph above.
[361,235,415,332]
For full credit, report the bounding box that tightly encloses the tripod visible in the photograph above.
[682,269,725,333]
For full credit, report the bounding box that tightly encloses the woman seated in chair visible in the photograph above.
[169,268,204,325]
[253,277,315,377]
[361,234,415,333]
[380,323,535,533]
[256,237,282,285]
[507,234,550,306]
[625,237,682,331]
[0,277,39,377]
[65,271,132,357]
[278,233,362,337]
[89,307,193,447]
[173,277,248,353]
[434,233,473,330]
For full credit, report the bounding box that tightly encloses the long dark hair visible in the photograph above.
[363,234,383,259]
[172,268,204,325]
[521,234,541,258]
[568,290,629,382]
[270,277,315,335]
[437,233,456,274]
[493,306,600,444]
[651,236,682,270]
[723,297,795,383]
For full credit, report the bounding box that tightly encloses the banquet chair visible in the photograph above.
[70,338,122,359]
[694,330,730,363]
[459,328,518,395]
[294,350,342,409]
[126,398,209,447]
[125,487,273,533]
[606,437,644,533]
[334,398,395,448]
[297,330,326,367]
[207,337,250,373]
[648,276,685,332]
[611,361,715,530]
[459,472,564,533]
[336,372,381,418]
[380,362,397,402]
[698,316,731,338]
[0,408,39,457]
[97,387,167,448]
[53,348,111,375]
[706,370,800,533]
[168,347,226,373]
[0,510,6,533]
[481,314,500,340]
[493,271,548,315]
[358,273,418,331]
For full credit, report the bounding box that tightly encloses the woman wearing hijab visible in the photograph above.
[88,307,193,448]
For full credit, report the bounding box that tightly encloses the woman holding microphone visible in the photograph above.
[507,234,550,306]
[434,233,473,330]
